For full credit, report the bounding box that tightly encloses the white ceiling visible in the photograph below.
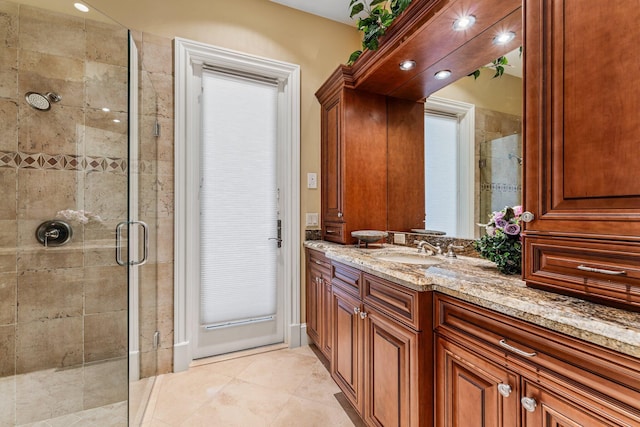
[269,0,356,26]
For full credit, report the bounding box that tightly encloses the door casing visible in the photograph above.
[173,37,301,371]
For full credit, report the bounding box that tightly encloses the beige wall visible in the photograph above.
[433,69,523,116]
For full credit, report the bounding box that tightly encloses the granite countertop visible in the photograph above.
[304,241,640,359]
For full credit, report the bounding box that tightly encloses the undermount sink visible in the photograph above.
[374,253,442,266]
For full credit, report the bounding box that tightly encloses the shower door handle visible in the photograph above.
[116,221,149,266]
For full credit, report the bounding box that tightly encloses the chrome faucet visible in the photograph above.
[414,240,441,256]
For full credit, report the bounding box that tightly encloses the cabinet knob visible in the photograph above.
[354,307,361,315]
[337,212,343,218]
[359,311,368,320]
[521,211,535,223]
[521,397,537,413]
[497,383,512,398]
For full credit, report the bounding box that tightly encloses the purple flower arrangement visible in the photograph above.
[474,205,523,275]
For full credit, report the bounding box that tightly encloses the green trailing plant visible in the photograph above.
[473,205,523,275]
[347,0,412,65]
[468,46,523,80]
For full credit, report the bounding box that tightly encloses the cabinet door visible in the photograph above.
[321,96,344,236]
[331,286,363,413]
[436,336,519,427]
[524,0,640,237]
[521,380,634,427]
[320,275,332,359]
[306,264,322,345]
[363,308,419,427]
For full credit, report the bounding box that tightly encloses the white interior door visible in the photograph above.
[194,70,284,358]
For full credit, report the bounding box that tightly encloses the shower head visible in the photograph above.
[24,92,62,111]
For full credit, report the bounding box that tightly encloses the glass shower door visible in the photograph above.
[0,1,133,425]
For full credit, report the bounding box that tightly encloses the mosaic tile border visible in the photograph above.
[481,182,522,193]
[0,150,153,174]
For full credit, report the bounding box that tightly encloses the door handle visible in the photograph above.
[116,221,149,266]
[269,219,282,248]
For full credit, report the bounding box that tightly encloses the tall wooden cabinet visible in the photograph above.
[523,0,640,309]
[316,67,425,244]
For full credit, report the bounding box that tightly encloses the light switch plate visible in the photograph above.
[307,173,317,189]
[306,213,319,227]
[393,233,406,244]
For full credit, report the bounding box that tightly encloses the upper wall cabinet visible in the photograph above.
[523,0,640,310]
[316,68,425,243]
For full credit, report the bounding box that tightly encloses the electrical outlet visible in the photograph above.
[307,173,317,189]
[393,233,406,244]
[305,213,319,227]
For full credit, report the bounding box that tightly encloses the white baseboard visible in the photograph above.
[300,323,309,346]
[173,341,191,373]
[288,323,301,348]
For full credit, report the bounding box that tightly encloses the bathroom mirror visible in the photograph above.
[420,47,523,239]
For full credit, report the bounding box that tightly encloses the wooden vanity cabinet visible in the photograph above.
[305,249,332,359]
[523,0,640,309]
[434,294,640,427]
[316,67,424,244]
[329,260,433,427]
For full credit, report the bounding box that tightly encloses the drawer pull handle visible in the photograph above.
[577,265,626,276]
[499,339,537,358]
[497,383,512,398]
[326,230,336,234]
[521,397,537,413]
[315,260,323,265]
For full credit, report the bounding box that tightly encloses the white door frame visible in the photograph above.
[173,38,301,372]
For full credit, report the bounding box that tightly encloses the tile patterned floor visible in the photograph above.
[140,345,363,427]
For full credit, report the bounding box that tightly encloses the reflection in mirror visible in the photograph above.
[423,48,523,239]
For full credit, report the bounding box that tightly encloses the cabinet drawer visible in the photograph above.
[362,273,428,331]
[307,248,330,274]
[524,236,640,310]
[434,294,640,414]
[331,261,361,297]
[323,222,345,243]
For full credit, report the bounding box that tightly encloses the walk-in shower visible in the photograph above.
[1,1,160,425]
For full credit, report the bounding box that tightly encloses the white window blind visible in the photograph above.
[200,70,278,327]
[425,113,458,236]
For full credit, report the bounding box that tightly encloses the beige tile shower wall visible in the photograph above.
[0,0,129,413]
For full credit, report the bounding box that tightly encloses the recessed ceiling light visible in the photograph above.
[453,15,476,31]
[493,31,516,45]
[434,70,452,80]
[399,60,417,71]
[74,2,89,12]
[102,107,110,112]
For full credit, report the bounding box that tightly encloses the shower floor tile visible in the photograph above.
[17,400,127,427]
